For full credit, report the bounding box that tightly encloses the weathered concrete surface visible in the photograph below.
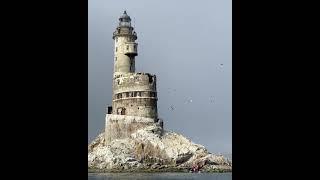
[112,73,158,118]
[104,114,163,145]
[89,123,232,172]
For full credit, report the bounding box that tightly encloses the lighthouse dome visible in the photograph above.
[119,11,131,21]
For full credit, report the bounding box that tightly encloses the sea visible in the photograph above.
[88,172,232,180]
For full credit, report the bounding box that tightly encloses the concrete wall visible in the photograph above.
[113,73,156,94]
[112,98,158,118]
[112,73,158,118]
[105,114,161,145]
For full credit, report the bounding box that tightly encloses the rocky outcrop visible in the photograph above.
[88,124,232,172]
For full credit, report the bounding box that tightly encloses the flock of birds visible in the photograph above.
[165,63,224,111]
[166,89,215,111]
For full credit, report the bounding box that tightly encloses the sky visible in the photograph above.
[89,0,232,154]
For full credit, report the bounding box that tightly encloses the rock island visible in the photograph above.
[88,11,232,173]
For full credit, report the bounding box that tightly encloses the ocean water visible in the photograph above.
[88,173,232,180]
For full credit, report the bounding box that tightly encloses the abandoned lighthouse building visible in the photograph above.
[105,11,163,145]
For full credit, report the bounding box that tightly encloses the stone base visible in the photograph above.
[105,114,163,145]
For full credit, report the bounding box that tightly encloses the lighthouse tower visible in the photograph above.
[112,11,137,76]
[105,11,162,145]
[110,11,158,119]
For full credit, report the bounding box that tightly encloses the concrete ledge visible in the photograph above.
[106,114,156,123]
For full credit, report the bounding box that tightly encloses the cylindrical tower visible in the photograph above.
[111,11,158,119]
[112,11,138,77]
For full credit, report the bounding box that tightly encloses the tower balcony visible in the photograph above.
[112,29,137,40]
[124,42,138,56]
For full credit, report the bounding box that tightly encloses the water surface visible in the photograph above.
[88,172,232,180]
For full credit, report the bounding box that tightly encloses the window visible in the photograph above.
[134,45,137,50]
[116,37,118,42]
[130,60,134,71]
[127,45,129,50]
[115,57,117,61]
[116,47,118,52]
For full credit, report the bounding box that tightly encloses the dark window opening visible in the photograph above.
[117,107,126,115]
[107,106,112,114]
[148,75,153,83]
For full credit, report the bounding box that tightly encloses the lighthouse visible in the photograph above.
[105,11,162,145]
[112,10,138,76]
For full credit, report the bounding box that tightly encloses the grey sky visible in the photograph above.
[89,0,232,154]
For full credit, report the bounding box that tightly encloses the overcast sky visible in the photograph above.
[89,0,232,154]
